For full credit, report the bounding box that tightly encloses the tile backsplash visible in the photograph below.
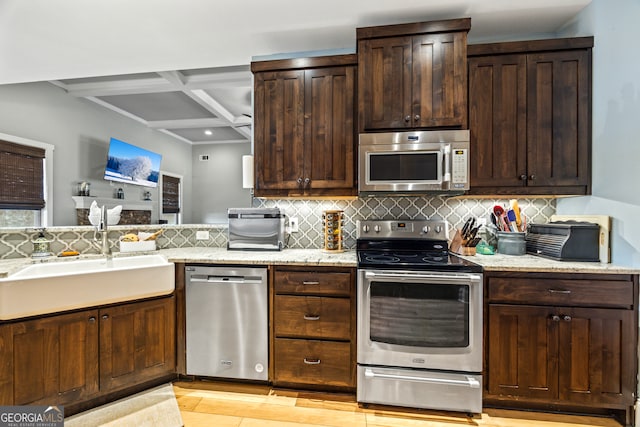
[0,196,555,259]
[254,196,556,249]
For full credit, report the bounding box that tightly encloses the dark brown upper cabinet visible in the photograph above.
[357,19,470,131]
[251,55,357,197]
[468,37,593,196]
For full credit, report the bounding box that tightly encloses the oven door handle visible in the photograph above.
[364,368,480,389]
[364,271,480,283]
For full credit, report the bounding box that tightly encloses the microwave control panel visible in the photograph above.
[451,148,468,188]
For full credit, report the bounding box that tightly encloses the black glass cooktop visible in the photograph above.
[356,239,482,273]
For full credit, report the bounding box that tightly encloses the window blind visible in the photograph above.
[162,175,180,214]
[0,140,45,209]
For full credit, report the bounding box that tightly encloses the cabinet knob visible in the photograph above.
[297,177,303,185]
[414,114,420,122]
[404,115,411,123]
[520,174,527,181]
[304,177,310,186]
[529,174,536,181]
[102,314,109,320]
[563,315,572,322]
[551,315,561,322]
[88,317,96,323]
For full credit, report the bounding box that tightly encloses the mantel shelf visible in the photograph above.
[72,196,154,211]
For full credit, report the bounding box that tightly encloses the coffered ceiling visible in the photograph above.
[49,66,253,145]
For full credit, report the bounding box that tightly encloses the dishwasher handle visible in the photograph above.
[189,275,263,285]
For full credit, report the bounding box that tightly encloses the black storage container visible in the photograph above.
[525,221,600,262]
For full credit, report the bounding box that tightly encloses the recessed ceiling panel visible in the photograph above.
[98,91,214,121]
[170,127,247,142]
[204,87,252,117]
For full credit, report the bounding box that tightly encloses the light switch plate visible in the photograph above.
[196,230,210,240]
[289,217,299,233]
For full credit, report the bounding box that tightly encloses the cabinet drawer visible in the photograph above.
[274,295,351,340]
[488,277,633,308]
[274,338,352,387]
[274,270,351,296]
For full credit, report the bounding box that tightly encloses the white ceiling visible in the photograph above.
[0,0,591,145]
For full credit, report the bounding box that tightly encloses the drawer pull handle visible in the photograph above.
[548,289,571,294]
[303,315,320,321]
[302,281,320,285]
[303,358,321,365]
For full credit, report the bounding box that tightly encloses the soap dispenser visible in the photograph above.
[32,229,52,258]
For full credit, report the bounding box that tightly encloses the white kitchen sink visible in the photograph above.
[0,255,175,320]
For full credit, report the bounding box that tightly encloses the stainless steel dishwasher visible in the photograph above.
[185,265,268,381]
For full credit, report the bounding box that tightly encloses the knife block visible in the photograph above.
[450,229,476,256]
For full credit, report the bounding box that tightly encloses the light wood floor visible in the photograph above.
[173,380,624,427]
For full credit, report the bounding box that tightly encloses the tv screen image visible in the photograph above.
[104,137,162,188]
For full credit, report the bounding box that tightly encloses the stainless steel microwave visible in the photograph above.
[358,130,470,195]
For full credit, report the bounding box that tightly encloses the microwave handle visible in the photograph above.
[442,145,451,183]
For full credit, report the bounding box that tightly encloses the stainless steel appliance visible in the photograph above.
[356,219,483,414]
[359,130,470,195]
[185,265,268,381]
[228,207,285,250]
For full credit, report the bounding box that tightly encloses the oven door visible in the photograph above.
[357,269,482,372]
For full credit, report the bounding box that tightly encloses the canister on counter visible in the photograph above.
[322,210,344,252]
[496,231,526,255]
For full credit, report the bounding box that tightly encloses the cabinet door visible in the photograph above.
[304,66,356,193]
[100,296,175,392]
[468,54,527,189]
[5,310,99,405]
[253,70,305,195]
[358,36,413,130]
[526,50,591,190]
[558,307,636,406]
[487,304,558,400]
[412,32,467,128]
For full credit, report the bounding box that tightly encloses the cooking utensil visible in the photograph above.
[507,210,518,232]
[493,205,505,217]
[510,199,522,228]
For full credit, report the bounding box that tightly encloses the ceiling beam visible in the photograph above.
[146,118,229,129]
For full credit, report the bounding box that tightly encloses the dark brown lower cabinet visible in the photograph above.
[0,295,175,408]
[272,266,356,390]
[0,310,100,406]
[485,272,638,426]
[99,296,176,392]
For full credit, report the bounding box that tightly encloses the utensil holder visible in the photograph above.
[322,210,344,252]
[496,231,526,255]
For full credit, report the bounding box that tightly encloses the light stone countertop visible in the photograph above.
[158,247,357,267]
[1,247,639,278]
[458,253,640,274]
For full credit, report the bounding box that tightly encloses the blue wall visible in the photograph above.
[556,0,640,267]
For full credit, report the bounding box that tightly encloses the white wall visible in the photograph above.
[556,0,640,267]
[191,143,252,224]
[0,82,194,225]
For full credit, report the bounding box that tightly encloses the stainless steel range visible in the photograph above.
[356,219,483,414]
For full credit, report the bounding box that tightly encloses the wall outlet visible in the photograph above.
[289,217,299,233]
[196,230,210,240]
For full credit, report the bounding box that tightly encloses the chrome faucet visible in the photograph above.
[95,205,111,256]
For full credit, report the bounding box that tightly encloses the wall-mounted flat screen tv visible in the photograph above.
[103,137,162,188]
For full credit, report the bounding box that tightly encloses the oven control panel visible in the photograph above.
[357,219,449,240]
